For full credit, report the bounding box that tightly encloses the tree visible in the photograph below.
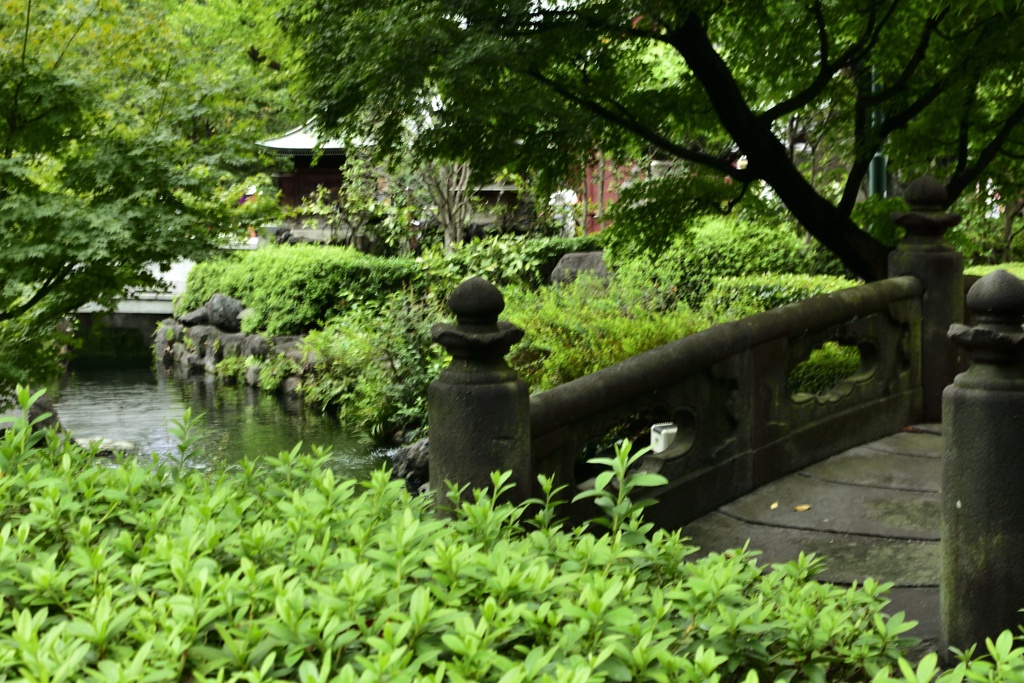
[0,0,298,399]
[420,160,473,251]
[290,0,1024,280]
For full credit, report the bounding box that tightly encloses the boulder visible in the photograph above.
[244,364,262,387]
[219,333,248,358]
[389,437,429,494]
[0,395,62,434]
[178,351,206,376]
[153,319,180,366]
[271,336,304,355]
[243,334,271,359]
[178,306,209,326]
[550,251,608,284]
[206,294,246,332]
[281,376,302,396]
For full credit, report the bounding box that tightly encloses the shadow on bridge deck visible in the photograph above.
[680,425,942,662]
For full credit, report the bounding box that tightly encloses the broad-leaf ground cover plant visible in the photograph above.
[0,387,940,682]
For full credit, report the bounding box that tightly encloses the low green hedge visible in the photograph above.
[504,275,707,392]
[417,234,603,295]
[0,388,933,682]
[964,263,1024,280]
[701,273,858,320]
[179,236,602,336]
[177,245,420,336]
[610,217,849,308]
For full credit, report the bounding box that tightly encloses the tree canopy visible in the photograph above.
[291,0,1024,280]
[0,0,300,395]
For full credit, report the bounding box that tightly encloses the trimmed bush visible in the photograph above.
[788,341,863,396]
[0,389,923,683]
[504,274,706,392]
[176,245,421,336]
[700,273,858,320]
[610,216,849,308]
[965,262,1024,280]
[417,234,603,295]
[178,237,601,336]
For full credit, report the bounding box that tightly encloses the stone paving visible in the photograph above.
[680,424,942,660]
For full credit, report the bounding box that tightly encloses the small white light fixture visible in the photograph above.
[650,422,678,454]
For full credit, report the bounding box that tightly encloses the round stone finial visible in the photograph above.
[903,175,948,211]
[447,276,505,324]
[966,270,1024,319]
[890,175,960,236]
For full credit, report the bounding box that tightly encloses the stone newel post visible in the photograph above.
[942,270,1024,655]
[428,277,531,512]
[890,175,964,421]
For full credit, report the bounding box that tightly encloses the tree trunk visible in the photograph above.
[1002,199,1024,262]
[670,16,890,281]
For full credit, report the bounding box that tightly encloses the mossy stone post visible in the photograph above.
[890,175,964,421]
[429,277,531,514]
[942,270,1024,656]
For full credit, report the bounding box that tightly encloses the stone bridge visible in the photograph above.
[427,176,1023,662]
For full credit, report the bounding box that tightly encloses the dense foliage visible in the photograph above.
[610,217,848,309]
[418,234,603,294]
[504,275,706,392]
[177,246,421,336]
[701,274,858,320]
[0,389,932,682]
[0,0,301,401]
[185,231,855,438]
[301,295,448,438]
[290,0,1024,280]
[965,263,1024,280]
[180,236,602,336]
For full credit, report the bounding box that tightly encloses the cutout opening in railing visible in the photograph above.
[573,407,698,487]
[788,340,878,404]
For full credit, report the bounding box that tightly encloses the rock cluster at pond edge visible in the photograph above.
[157,294,314,396]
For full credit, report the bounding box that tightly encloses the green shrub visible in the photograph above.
[0,387,923,683]
[787,341,863,396]
[258,353,302,392]
[504,274,707,391]
[700,273,858,320]
[611,216,849,308]
[215,354,248,382]
[965,262,1024,280]
[301,292,449,437]
[177,245,421,336]
[417,233,603,295]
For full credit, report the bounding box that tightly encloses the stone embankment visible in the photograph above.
[155,294,314,396]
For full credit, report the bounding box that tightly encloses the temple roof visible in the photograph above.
[256,121,347,156]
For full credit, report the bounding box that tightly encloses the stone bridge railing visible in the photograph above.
[428,176,964,529]
[528,275,924,528]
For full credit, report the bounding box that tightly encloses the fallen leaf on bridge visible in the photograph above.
[794,505,812,512]
[770,501,778,509]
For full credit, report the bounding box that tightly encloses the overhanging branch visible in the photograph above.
[527,68,754,182]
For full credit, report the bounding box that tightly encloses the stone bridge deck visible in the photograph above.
[680,425,942,659]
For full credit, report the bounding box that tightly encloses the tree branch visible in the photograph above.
[0,264,71,323]
[666,14,889,280]
[51,1,100,71]
[862,8,947,106]
[947,98,1024,204]
[21,0,31,67]
[759,0,902,123]
[527,68,754,181]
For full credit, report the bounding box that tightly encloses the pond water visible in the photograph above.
[45,365,387,479]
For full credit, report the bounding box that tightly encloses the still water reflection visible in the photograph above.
[49,366,384,479]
